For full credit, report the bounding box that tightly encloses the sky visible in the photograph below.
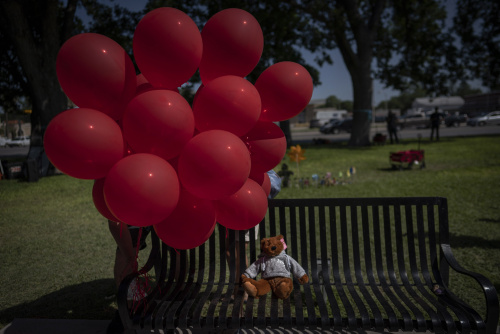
[98,0,461,106]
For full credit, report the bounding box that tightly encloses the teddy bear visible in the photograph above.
[240,234,309,300]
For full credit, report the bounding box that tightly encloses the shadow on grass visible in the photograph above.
[479,218,500,224]
[449,233,500,249]
[377,166,425,172]
[0,279,116,326]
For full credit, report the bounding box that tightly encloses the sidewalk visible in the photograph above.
[3,319,500,334]
[0,319,110,334]
[0,318,440,334]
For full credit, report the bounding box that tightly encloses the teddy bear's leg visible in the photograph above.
[253,279,272,297]
[269,277,294,300]
[242,280,258,297]
[243,278,272,298]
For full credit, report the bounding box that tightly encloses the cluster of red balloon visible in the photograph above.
[45,7,313,250]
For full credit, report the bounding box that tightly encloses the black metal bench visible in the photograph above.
[118,197,499,333]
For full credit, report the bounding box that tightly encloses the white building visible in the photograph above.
[411,96,464,114]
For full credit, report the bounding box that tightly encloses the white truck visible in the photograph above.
[310,109,348,128]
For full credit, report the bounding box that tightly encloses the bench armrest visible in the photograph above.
[441,243,499,332]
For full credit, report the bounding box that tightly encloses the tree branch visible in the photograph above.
[62,0,79,43]
[367,0,386,39]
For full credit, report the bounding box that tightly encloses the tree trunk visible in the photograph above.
[28,84,69,176]
[0,0,75,176]
[279,120,292,147]
[327,0,384,147]
[348,64,373,147]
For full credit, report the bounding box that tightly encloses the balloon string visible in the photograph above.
[135,227,142,259]
[119,221,124,238]
[129,227,151,314]
[226,227,228,239]
[173,248,180,255]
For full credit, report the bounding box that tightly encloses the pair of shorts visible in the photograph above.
[110,220,151,250]
[234,225,259,242]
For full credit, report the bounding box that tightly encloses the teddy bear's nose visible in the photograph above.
[271,246,277,251]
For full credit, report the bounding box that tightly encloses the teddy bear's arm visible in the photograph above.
[243,259,261,279]
[298,274,309,284]
[288,256,308,282]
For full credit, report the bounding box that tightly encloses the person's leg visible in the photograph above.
[107,221,138,334]
[225,235,240,300]
[108,220,137,287]
[225,233,250,303]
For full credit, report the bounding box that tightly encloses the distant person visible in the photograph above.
[386,110,399,144]
[430,107,441,141]
[277,163,293,187]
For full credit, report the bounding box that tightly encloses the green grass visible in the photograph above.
[1,135,499,328]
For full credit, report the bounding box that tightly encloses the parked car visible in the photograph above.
[8,136,30,147]
[319,118,353,134]
[309,119,322,128]
[444,113,468,127]
[0,137,10,147]
[467,111,500,126]
[399,113,430,129]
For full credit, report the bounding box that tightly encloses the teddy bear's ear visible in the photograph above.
[260,238,266,248]
[276,234,284,240]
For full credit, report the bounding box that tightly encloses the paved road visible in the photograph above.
[0,146,29,158]
[1,124,499,160]
[291,123,500,144]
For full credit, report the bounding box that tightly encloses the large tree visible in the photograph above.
[303,0,451,146]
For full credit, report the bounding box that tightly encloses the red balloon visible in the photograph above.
[92,178,119,222]
[122,90,195,161]
[215,178,268,230]
[249,171,271,198]
[44,108,124,179]
[135,73,154,96]
[241,121,286,174]
[255,62,313,122]
[104,153,180,227]
[154,188,216,249]
[56,33,136,120]
[178,130,251,200]
[193,76,261,136]
[200,9,263,84]
[249,169,264,185]
[261,172,271,197]
[133,8,202,90]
